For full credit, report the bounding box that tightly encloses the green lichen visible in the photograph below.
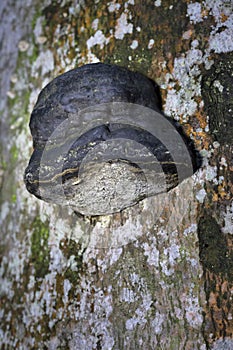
[0,161,7,172]
[30,217,50,279]
[42,0,74,41]
[60,238,84,285]
[101,41,154,74]
[8,84,31,131]
[11,193,17,203]
[41,0,161,75]
[31,5,43,31]
[30,8,47,64]
[29,44,40,65]
[8,144,18,203]
[10,144,18,163]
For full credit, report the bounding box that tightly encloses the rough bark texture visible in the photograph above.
[0,0,232,349]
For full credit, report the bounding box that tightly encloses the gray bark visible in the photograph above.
[0,0,232,349]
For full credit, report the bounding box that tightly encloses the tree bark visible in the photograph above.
[0,0,232,349]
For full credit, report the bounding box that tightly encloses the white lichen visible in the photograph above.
[165,0,233,123]
[33,16,47,45]
[222,202,233,235]
[151,311,165,334]
[120,287,137,303]
[0,202,10,223]
[86,30,110,50]
[108,2,121,13]
[196,189,207,203]
[183,223,198,236]
[63,279,72,304]
[115,12,133,40]
[31,50,54,78]
[148,39,154,49]
[154,0,161,7]
[142,240,159,267]
[187,2,203,24]
[210,27,233,53]
[205,165,217,182]
[164,50,202,118]
[213,141,220,149]
[130,39,138,49]
[212,339,233,350]
[183,293,204,328]
[213,80,224,92]
[86,215,143,250]
[91,18,99,30]
[219,156,227,167]
[125,293,152,330]
[206,0,233,53]
[161,242,180,276]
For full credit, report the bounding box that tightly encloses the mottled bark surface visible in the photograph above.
[199,53,233,343]
[0,0,232,349]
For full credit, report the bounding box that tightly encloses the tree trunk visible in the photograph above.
[0,0,232,349]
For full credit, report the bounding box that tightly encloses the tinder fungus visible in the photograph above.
[24,63,196,216]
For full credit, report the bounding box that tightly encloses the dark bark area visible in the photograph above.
[199,53,233,344]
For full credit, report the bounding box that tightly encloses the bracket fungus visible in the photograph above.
[24,63,197,216]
